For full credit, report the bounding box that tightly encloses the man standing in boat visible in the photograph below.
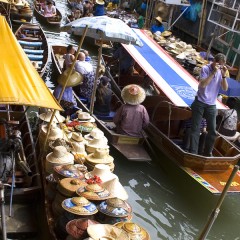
[189,53,228,156]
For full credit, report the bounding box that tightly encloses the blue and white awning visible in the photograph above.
[123,29,227,109]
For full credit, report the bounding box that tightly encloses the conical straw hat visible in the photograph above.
[39,110,65,123]
[57,68,83,87]
[102,178,128,201]
[121,84,146,105]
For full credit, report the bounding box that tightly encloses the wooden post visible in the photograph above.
[197,0,207,47]
[42,26,88,152]
[89,40,103,115]
[198,165,239,240]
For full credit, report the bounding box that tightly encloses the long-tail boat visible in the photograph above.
[51,44,151,162]
[102,29,240,194]
[34,1,62,26]
[15,23,49,77]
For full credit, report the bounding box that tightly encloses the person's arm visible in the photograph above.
[52,6,56,15]
[221,66,228,91]
[199,65,217,88]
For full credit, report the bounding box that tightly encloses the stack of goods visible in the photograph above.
[56,197,98,238]
[97,197,132,224]
[52,178,87,218]
[45,146,74,174]
[85,149,114,171]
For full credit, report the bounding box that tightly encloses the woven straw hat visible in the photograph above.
[86,138,109,153]
[102,178,128,201]
[39,110,65,123]
[84,128,108,144]
[53,164,86,180]
[46,146,74,163]
[96,0,104,4]
[115,222,150,240]
[98,198,131,218]
[66,219,99,240]
[70,132,87,144]
[41,124,64,141]
[57,68,83,87]
[71,142,87,155]
[87,224,130,240]
[62,197,98,216]
[155,16,162,23]
[77,112,95,123]
[85,164,117,183]
[76,183,111,201]
[85,149,113,164]
[57,178,87,197]
[121,84,146,105]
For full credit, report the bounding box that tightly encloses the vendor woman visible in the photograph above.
[151,16,164,34]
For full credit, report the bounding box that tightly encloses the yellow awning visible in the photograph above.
[0,0,9,3]
[0,16,62,110]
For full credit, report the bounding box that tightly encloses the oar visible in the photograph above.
[198,165,239,240]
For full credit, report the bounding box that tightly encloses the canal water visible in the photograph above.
[26,1,240,239]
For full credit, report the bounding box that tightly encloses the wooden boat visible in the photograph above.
[10,11,33,25]
[34,1,62,26]
[0,105,42,237]
[15,23,49,77]
[102,35,240,194]
[51,45,151,162]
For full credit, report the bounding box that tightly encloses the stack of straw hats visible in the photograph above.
[85,131,109,153]
[85,149,114,171]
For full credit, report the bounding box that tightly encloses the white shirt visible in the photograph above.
[75,60,93,75]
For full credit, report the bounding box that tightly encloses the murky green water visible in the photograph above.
[23,2,240,239]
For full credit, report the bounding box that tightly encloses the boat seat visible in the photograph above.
[220,132,240,141]
[27,54,43,61]
[24,49,44,54]
[18,40,42,47]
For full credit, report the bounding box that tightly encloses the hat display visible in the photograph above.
[96,0,105,4]
[66,219,99,240]
[98,198,132,218]
[161,31,172,37]
[53,164,87,180]
[70,132,87,144]
[62,197,98,216]
[121,84,146,105]
[85,164,117,183]
[46,146,74,174]
[57,68,83,87]
[49,138,72,151]
[76,183,111,201]
[71,142,87,155]
[39,110,65,123]
[85,149,113,165]
[84,128,107,143]
[41,125,64,141]
[155,16,162,23]
[57,178,87,197]
[115,222,150,240]
[86,137,109,153]
[87,224,130,240]
[77,112,95,123]
[102,178,128,201]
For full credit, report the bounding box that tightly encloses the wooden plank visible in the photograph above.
[112,143,151,162]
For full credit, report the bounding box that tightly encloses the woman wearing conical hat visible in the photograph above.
[113,84,149,137]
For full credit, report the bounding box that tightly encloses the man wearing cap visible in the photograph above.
[189,53,228,156]
[151,16,165,34]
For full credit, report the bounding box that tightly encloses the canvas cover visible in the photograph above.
[123,29,227,109]
[0,16,62,110]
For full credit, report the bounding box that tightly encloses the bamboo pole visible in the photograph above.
[89,40,103,115]
[197,0,207,46]
[42,25,89,153]
[198,165,239,240]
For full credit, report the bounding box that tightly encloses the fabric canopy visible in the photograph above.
[0,16,62,110]
[123,29,227,109]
